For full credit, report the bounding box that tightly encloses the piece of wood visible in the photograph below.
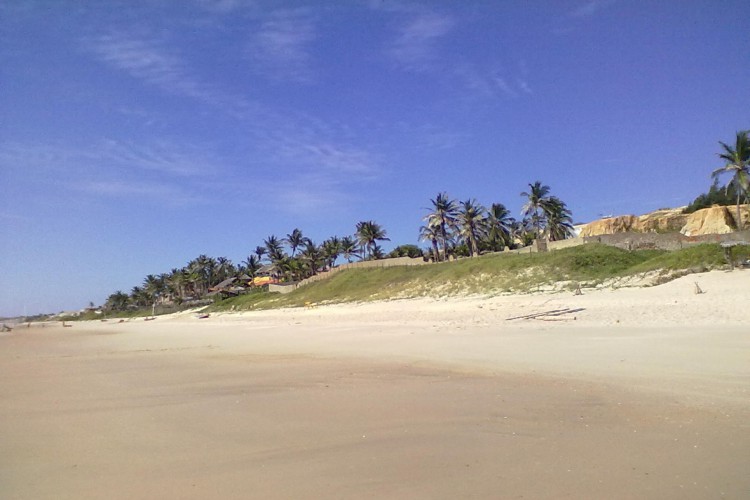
[506,307,584,321]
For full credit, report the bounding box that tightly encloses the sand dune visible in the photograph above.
[1,270,748,498]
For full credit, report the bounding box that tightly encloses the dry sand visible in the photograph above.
[1,270,749,499]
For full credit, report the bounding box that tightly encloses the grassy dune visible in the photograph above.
[212,243,747,311]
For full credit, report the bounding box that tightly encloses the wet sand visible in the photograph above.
[1,270,749,499]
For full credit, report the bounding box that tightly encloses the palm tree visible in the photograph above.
[544,197,575,241]
[517,217,536,247]
[485,203,513,251]
[355,220,390,260]
[274,255,300,282]
[166,268,186,302]
[264,235,285,264]
[456,199,487,257]
[712,130,750,230]
[423,192,458,261]
[340,236,359,263]
[285,257,304,282]
[104,290,130,311]
[215,257,236,283]
[299,241,324,277]
[243,255,262,283]
[418,223,441,262]
[130,285,151,307]
[321,236,341,270]
[284,228,309,257]
[142,274,161,304]
[370,244,386,260]
[254,245,267,263]
[521,181,552,242]
[194,255,218,294]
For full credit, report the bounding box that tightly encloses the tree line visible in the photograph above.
[103,127,748,313]
[104,221,392,311]
[103,181,573,311]
[695,130,750,230]
[420,181,574,262]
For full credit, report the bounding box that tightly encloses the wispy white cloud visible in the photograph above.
[86,31,249,110]
[97,139,213,177]
[386,10,455,70]
[271,176,354,215]
[453,64,532,100]
[554,0,616,33]
[1,140,215,178]
[570,0,616,18]
[516,78,533,95]
[240,112,385,215]
[192,0,254,14]
[395,122,468,151]
[0,140,223,206]
[277,140,378,177]
[247,9,317,83]
[74,179,190,201]
[0,211,29,222]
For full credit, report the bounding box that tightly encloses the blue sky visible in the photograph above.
[1,0,748,316]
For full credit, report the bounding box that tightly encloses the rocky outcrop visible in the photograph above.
[580,205,749,237]
[637,208,688,233]
[728,204,750,229]
[681,206,737,236]
[579,215,640,237]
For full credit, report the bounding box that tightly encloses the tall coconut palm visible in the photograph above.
[284,228,309,257]
[273,255,300,282]
[544,197,575,241]
[521,181,552,242]
[299,241,324,277]
[286,257,304,282]
[340,236,359,263]
[243,255,262,283]
[182,266,200,298]
[355,220,390,260]
[423,192,458,261]
[200,255,219,292]
[516,217,537,247]
[264,235,285,264]
[166,268,186,301]
[142,274,163,304]
[370,244,386,260]
[321,236,341,270]
[485,203,513,251]
[130,286,151,307]
[254,246,267,263]
[215,257,236,283]
[456,199,487,257]
[418,223,441,262]
[104,290,130,311]
[712,130,750,230]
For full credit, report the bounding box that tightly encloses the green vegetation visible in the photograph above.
[684,179,744,214]
[98,125,750,318]
[629,244,749,274]
[711,130,750,230]
[101,184,578,315]
[419,185,575,263]
[207,243,746,312]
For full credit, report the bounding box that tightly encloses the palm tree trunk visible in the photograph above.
[440,224,448,262]
[737,192,744,231]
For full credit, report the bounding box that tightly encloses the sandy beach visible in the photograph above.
[1,270,749,499]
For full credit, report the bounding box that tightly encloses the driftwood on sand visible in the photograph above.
[506,307,585,321]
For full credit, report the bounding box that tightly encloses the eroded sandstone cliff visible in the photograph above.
[580,205,749,237]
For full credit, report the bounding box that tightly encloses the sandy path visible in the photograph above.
[1,270,749,498]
